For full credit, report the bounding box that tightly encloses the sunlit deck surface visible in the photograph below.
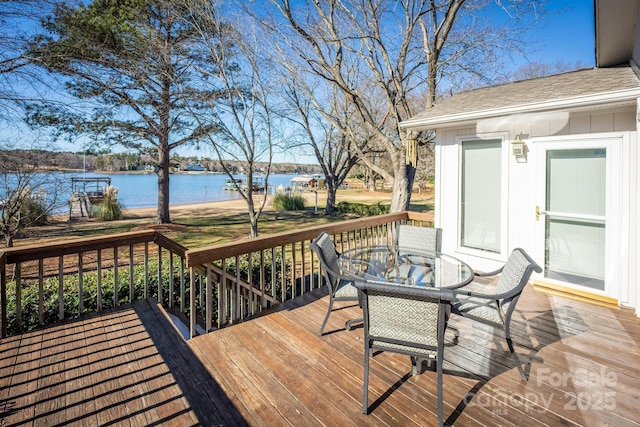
[2,285,640,426]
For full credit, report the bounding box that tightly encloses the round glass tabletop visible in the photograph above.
[338,245,473,289]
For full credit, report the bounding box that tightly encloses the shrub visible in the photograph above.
[95,185,123,221]
[336,201,390,216]
[271,193,305,211]
[20,198,48,226]
[4,253,296,335]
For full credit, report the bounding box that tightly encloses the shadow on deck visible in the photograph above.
[0,299,246,426]
[2,285,640,426]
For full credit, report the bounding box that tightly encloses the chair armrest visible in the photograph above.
[473,266,504,278]
[454,286,520,301]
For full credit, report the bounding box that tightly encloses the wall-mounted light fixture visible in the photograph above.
[511,135,525,156]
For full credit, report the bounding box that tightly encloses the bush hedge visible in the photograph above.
[336,201,390,216]
[4,252,294,335]
[271,193,306,211]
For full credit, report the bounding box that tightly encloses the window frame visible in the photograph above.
[456,133,509,259]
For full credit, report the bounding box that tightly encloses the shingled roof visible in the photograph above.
[401,65,640,130]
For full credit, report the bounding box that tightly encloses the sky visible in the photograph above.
[517,0,595,68]
[182,0,597,163]
[2,0,597,165]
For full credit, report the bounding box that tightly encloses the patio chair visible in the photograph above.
[355,280,454,426]
[310,232,360,336]
[452,248,542,381]
[396,224,442,253]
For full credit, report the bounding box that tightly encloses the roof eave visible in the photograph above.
[400,88,640,131]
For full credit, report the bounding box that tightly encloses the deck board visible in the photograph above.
[0,300,243,427]
[2,285,640,426]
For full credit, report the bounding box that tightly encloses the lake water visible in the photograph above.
[0,172,306,211]
[76,172,302,209]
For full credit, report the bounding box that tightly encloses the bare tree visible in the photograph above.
[508,60,587,82]
[24,0,231,224]
[0,1,59,124]
[182,0,277,237]
[281,81,361,214]
[267,0,546,212]
[0,148,67,247]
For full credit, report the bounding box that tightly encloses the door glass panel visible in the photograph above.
[545,217,605,289]
[547,149,606,216]
[545,149,606,290]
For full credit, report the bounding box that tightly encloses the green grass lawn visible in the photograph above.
[17,188,434,249]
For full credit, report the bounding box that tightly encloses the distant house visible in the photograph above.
[290,176,318,189]
[401,0,640,314]
[185,163,206,172]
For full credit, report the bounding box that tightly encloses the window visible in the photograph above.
[460,139,502,253]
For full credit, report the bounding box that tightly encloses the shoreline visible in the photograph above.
[122,197,256,219]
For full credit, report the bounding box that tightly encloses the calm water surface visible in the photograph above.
[0,172,301,212]
[78,172,299,209]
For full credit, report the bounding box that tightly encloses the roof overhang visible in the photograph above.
[400,87,640,131]
[595,0,638,67]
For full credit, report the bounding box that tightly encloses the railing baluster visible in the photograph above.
[1,257,6,337]
[206,264,212,332]
[129,244,135,303]
[260,250,265,308]
[217,262,224,328]
[168,251,174,307]
[78,253,84,315]
[144,242,149,299]
[38,259,44,326]
[157,246,163,304]
[58,256,64,320]
[270,247,277,300]
[301,243,307,294]
[280,245,285,302]
[113,247,119,307]
[247,252,254,315]
[221,258,230,323]
[235,255,241,319]
[189,266,196,339]
[291,243,297,299]
[97,250,102,311]
[15,263,21,332]
[180,256,185,312]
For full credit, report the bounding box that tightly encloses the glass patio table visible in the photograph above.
[338,245,474,289]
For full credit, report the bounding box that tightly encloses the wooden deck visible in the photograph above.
[2,285,640,426]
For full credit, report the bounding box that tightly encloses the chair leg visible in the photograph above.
[318,297,334,336]
[447,325,460,338]
[345,316,363,331]
[410,356,419,375]
[504,323,527,381]
[362,347,370,414]
[437,358,443,427]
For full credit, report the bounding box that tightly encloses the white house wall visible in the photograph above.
[434,105,638,309]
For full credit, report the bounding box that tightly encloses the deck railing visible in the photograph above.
[0,211,432,338]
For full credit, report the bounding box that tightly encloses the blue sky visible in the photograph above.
[193,0,597,163]
[517,0,594,68]
[201,0,597,163]
[3,0,597,164]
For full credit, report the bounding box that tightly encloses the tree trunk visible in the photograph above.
[390,163,415,212]
[156,145,171,224]
[325,180,337,214]
[247,197,258,238]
